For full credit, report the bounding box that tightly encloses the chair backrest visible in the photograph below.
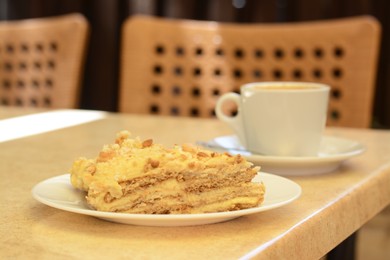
[120,15,381,128]
[0,13,89,108]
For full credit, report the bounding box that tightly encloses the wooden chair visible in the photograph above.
[0,13,89,108]
[119,15,381,128]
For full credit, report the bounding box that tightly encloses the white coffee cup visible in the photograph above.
[215,82,330,157]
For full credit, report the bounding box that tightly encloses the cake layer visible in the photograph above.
[87,177,264,214]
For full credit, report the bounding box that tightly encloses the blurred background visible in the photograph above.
[0,0,389,129]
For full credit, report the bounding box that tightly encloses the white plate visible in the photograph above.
[32,173,301,227]
[200,135,365,176]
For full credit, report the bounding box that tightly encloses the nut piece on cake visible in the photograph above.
[70,130,265,214]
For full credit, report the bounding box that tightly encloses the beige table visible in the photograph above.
[1,108,390,259]
[0,106,48,119]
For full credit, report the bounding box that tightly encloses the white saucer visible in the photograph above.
[32,173,301,226]
[200,135,365,176]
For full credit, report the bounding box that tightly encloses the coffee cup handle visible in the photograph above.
[215,93,246,147]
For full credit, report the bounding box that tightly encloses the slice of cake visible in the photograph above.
[70,131,265,214]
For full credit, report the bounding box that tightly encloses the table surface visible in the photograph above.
[1,108,390,260]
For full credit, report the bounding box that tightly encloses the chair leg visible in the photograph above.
[326,232,357,260]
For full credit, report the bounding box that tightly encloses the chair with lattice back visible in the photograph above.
[0,13,89,108]
[119,15,380,128]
